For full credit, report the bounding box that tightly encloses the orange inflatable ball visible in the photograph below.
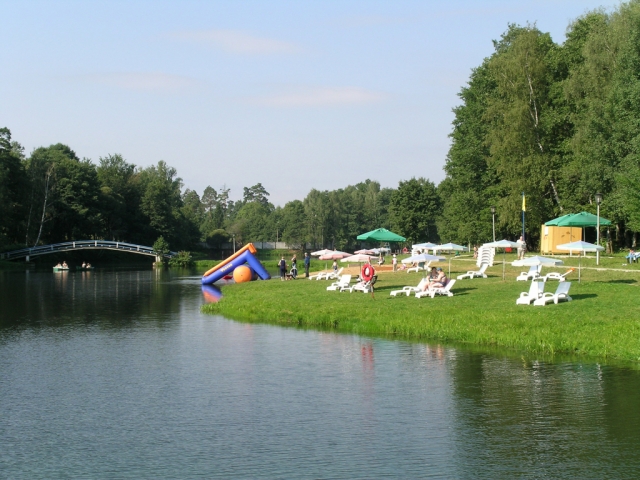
[233,265,254,283]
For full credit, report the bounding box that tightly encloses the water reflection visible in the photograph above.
[0,269,186,331]
[201,285,223,303]
[0,270,639,478]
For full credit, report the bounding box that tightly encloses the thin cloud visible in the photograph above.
[84,72,199,92]
[170,29,300,54]
[252,87,388,107]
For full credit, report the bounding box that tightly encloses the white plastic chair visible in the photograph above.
[533,282,572,306]
[457,263,488,280]
[390,278,429,297]
[516,281,545,305]
[342,280,372,293]
[326,274,351,291]
[311,267,343,281]
[542,269,575,282]
[416,279,456,298]
[516,265,542,281]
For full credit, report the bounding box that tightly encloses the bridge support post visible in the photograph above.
[26,255,30,262]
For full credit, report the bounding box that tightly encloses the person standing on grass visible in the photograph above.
[291,254,298,279]
[517,235,526,260]
[279,256,287,281]
[392,254,397,272]
[304,252,310,277]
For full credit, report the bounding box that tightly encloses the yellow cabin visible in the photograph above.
[540,225,583,254]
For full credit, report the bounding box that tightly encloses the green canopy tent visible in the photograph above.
[357,228,406,242]
[544,213,576,226]
[555,211,611,228]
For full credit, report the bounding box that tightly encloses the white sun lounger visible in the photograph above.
[516,265,542,282]
[516,281,545,305]
[533,282,572,306]
[310,267,344,281]
[407,261,431,274]
[327,274,351,291]
[542,269,575,282]
[415,279,456,298]
[390,278,429,297]
[457,263,488,280]
[342,280,373,293]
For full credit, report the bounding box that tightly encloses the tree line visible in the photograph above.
[0,130,440,252]
[2,1,640,253]
[439,1,640,249]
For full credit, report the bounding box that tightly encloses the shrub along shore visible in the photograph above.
[201,254,640,362]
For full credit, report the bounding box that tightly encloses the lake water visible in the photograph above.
[1,268,639,479]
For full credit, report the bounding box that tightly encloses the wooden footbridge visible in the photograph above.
[0,240,177,262]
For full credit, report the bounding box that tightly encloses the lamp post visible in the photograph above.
[491,206,496,242]
[232,233,236,253]
[595,193,602,265]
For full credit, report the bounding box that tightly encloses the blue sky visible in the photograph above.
[2,0,621,205]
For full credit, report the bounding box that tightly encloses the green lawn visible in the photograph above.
[202,253,640,362]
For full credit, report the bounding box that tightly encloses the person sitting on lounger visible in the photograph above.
[428,267,438,281]
[627,249,637,264]
[425,268,448,290]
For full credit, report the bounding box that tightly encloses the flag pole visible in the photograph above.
[521,192,526,243]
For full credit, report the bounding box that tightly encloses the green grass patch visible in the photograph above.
[202,257,640,362]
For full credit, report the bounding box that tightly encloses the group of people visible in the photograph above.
[423,266,448,291]
[279,252,311,280]
[54,261,69,269]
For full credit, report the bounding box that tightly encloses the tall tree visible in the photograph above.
[0,128,27,246]
[389,177,440,244]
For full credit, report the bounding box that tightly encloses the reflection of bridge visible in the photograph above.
[1,240,177,262]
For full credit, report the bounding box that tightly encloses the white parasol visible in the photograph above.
[556,241,604,282]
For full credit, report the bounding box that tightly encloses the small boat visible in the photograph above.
[53,266,69,272]
[76,266,95,271]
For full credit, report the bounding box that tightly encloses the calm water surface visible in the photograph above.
[1,268,639,479]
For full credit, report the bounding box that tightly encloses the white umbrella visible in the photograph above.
[354,249,376,255]
[412,242,437,254]
[311,249,332,256]
[556,241,604,282]
[341,254,375,263]
[319,250,352,260]
[483,239,520,280]
[512,256,563,267]
[317,250,350,271]
[401,253,446,276]
[433,243,469,277]
[401,253,446,264]
[412,242,437,249]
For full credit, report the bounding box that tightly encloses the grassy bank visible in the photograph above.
[202,255,640,362]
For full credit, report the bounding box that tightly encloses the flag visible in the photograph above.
[522,194,526,212]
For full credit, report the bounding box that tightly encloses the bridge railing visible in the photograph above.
[1,240,177,260]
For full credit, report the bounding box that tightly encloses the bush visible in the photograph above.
[169,251,194,268]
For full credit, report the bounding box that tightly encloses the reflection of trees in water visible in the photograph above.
[0,270,182,330]
[449,353,640,477]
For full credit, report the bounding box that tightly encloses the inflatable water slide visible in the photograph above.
[201,243,271,285]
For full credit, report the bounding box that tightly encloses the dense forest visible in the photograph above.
[2,2,640,254]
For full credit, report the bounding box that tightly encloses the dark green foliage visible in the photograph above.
[152,236,170,257]
[0,128,27,247]
[440,3,640,248]
[169,251,194,268]
[389,177,440,243]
